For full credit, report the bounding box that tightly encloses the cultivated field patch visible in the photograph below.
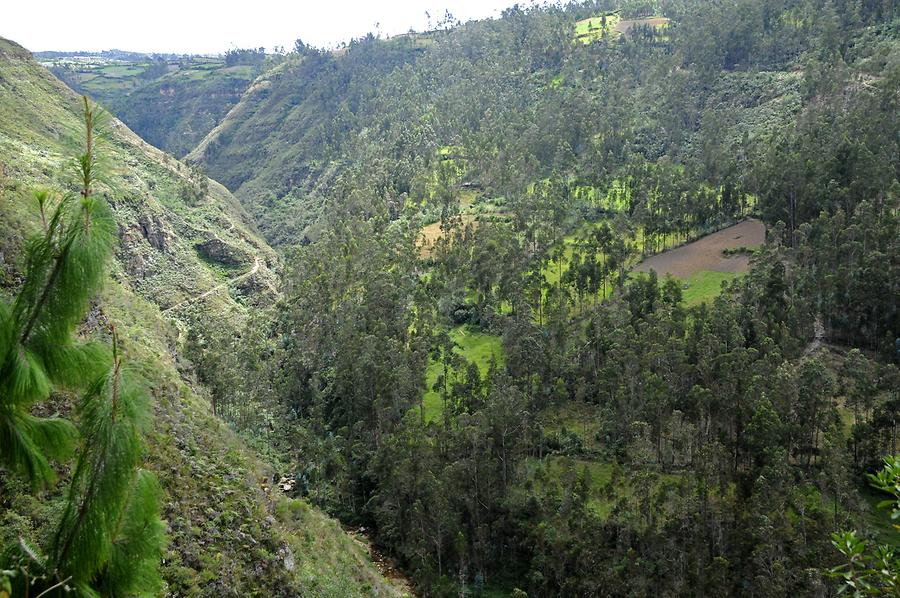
[417,190,510,256]
[575,14,622,43]
[633,219,765,279]
[576,14,671,44]
[632,219,765,304]
[418,214,477,254]
[617,17,671,36]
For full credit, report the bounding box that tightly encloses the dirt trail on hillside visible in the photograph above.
[162,256,261,314]
[633,219,766,278]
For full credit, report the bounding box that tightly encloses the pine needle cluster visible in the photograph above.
[0,98,165,596]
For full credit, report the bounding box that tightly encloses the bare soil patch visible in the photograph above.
[418,215,477,255]
[634,219,765,278]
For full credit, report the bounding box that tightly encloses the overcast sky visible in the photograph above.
[3,0,544,55]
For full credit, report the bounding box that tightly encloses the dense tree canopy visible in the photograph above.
[14,0,897,595]
[184,1,899,595]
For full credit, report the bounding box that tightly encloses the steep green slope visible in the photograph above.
[0,36,406,597]
[42,53,262,157]
[186,4,807,248]
[187,38,428,245]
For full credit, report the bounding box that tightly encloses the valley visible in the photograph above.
[39,50,265,157]
[1,1,898,596]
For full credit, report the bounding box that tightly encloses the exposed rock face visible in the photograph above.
[79,302,110,335]
[138,214,172,252]
[116,212,174,278]
[124,253,152,279]
[279,545,296,572]
[119,226,152,279]
[195,237,250,267]
[236,265,278,307]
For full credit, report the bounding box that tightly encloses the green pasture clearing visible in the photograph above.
[220,65,256,76]
[573,180,631,211]
[452,325,503,369]
[73,72,100,83]
[61,67,144,93]
[98,64,145,77]
[81,78,138,93]
[437,145,466,159]
[49,57,243,93]
[679,270,742,305]
[421,325,504,423]
[540,236,581,289]
[540,220,615,289]
[176,67,219,81]
[459,188,479,210]
[575,14,622,43]
[576,14,671,44]
[627,269,742,306]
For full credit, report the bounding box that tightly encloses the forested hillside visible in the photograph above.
[176,0,898,596]
[0,37,407,596]
[2,0,899,595]
[184,0,888,248]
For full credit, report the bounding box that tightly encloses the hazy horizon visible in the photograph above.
[4,0,552,55]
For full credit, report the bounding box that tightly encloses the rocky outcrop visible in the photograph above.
[195,236,251,267]
[138,214,172,252]
[118,213,173,279]
[236,266,279,306]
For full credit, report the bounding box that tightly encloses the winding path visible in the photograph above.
[162,256,261,315]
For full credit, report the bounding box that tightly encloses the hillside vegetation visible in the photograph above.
[0,36,406,597]
[172,1,899,596]
[1,0,898,595]
[185,1,808,249]
[42,51,264,157]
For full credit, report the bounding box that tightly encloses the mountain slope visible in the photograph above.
[0,36,406,597]
[42,52,262,158]
[185,36,431,245]
[184,5,812,248]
